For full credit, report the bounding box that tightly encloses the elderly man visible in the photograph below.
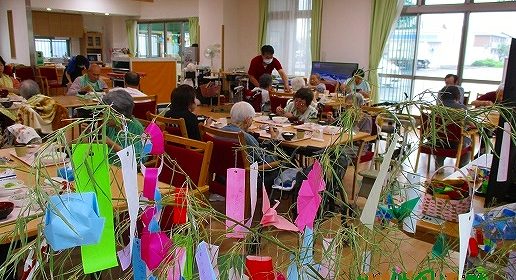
[109,71,146,97]
[341,69,370,99]
[443,74,465,104]
[102,89,144,164]
[67,64,107,96]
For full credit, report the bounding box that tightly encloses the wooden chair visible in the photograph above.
[415,110,476,172]
[463,91,471,105]
[198,123,279,196]
[350,134,378,200]
[146,112,188,138]
[270,94,289,111]
[14,66,45,93]
[132,95,157,119]
[157,134,213,230]
[38,66,63,96]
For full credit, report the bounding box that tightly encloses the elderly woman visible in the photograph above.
[290,76,306,92]
[222,101,275,164]
[165,84,201,140]
[249,73,274,112]
[276,88,318,122]
[0,56,19,95]
[17,80,66,134]
[102,89,144,163]
[343,92,372,133]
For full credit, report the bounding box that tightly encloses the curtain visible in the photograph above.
[311,0,323,61]
[258,0,269,51]
[188,17,200,45]
[368,0,404,103]
[125,20,137,57]
[266,0,312,77]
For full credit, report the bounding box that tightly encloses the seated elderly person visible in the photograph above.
[17,79,67,134]
[102,89,144,164]
[275,88,318,122]
[221,101,276,164]
[249,73,274,112]
[471,84,504,107]
[438,86,467,110]
[342,93,372,133]
[67,64,107,96]
[341,69,370,99]
[291,76,306,92]
[0,56,19,95]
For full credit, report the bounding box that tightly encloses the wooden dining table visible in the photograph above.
[51,95,97,108]
[0,147,171,244]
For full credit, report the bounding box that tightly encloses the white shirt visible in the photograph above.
[251,87,270,104]
[109,86,147,97]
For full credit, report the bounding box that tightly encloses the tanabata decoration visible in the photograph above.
[432,233,449,258]
[132,238,148,280]
[173,187,188,224]
[195,241,217,280]
[72,143,118,273]
[167,247,186,280]
[261,185,298,231]
[295,160,326,231]
[141,231,172,270]
[173,234,194,280]
[144,122,165,155]
[458,210,475,280]
[473,205,516,241]
[245,255,275,280]
[43,192,105,251]
[226,168,247,238]
[376,194,420,224]
[287,227,320,280]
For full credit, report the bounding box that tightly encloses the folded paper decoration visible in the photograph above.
[144,122,165,155]
[72,143,118,274]
[195,241,217,280]
[167,247,186,280]
[295,161,326,231]
[141,231,173,270]
[245,255,275,280]
[226,168,247,238]
[44,192,105,251]
[142,167,159,200]
[261,186,298,232]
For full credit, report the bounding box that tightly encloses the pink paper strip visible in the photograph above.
[167,247,186,280]
[226,168,246,238]
[295,161,326,231]
[143,168,159,200]
[145,123,165,155]
[141,231,172,270]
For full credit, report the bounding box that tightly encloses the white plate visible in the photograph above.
[0,179,25,190]
[254,116,270,122]
[39,152,67,165]
[0,188,25,198]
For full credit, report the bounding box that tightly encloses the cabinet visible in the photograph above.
[32,12,83,38]
[80,32,104,62]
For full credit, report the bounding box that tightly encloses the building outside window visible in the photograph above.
[137,21,190,60]
[378,0,516,103]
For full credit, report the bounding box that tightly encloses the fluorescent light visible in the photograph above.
[104,13,110,16]
[46,8,52,11]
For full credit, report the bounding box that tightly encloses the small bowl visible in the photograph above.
[281,132,295,141]
[1,101,13,108]
[268,113,277,120]
[0,201,14,220]
[272,116,288,124]
[39,152,67,165]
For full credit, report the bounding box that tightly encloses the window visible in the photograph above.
[378,1,516,103]
[266,0,312,76]
[137,21,190,59]
[35,37,70,58]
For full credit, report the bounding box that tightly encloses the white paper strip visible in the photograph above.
[246,162,258,228]
[497,122,511,182]
[458,209,474,280]
[402,172,423,234]
[360,134,400,229]
[117,146,139,260]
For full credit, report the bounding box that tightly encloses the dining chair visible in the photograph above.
[146,112,188,138]
[244,89,263,112]
[323,82,337,93]
[463,91,471,105]
[415,109,476,173]
[157,134,213,230]
[270,94,289,111]
[38,66,63,96]
[132,95,157,119]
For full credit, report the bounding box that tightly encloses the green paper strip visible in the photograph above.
[174,234,194,280]
[432,233,448,258]
[72,143,118,274]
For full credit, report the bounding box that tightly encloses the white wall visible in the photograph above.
[30,0,141,16]
[199,0,223,69]
[237,0,259,70]
[139,0,198,19]
[0,0,31,65]
[320,0,372,70]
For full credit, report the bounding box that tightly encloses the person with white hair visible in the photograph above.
[471,83,504,107]
[221,101,276,163]
[290,77,306,92]
[343,92,372,134]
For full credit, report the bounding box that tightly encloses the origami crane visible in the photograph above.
[295,161,326,231]
[260,186,299,232]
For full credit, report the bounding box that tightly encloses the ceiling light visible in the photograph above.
[46,8,52,11]
[104,13,110,16]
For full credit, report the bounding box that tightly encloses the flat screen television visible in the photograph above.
[485,38,516,207]
[311,61,358,83]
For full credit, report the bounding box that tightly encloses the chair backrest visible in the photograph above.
[420,111,463,144]
[14,66,35,81]
[270,94,289,111]
[4,65,14,77]
[463,91,471,105]
[158,133,213,189]
[244,89,263,112]
[51,104,70,131]
[133,95,157,119]
[146,112,188,138]
[324,82,336,93]
[198,123,247,177]
[38,67,58,80]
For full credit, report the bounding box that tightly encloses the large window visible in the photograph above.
[266,0,312,76]
[35,37,70,58]
[378,1,516,103]
[137,21,190,59]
